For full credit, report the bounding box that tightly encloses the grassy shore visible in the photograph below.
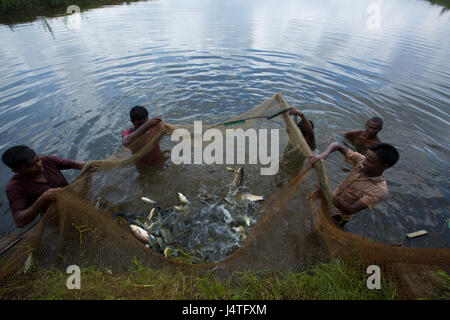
[0,0,143,13]
[427,0,450,10]
[0,259,401,300]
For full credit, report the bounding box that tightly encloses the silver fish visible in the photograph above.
[148,208,156,221]
[130,224,150,244]
[240,193,264,202]
[232,226,247,241]
[233,226,245,233]
[177,193,190,205]
[223,197,234,206]
[230,167,244,189]
[24,252,33,274]
[174,205,185,211]
[141,196,157,205]
[239,215,252,227]
[214,167,244,208]
[219,205,233,225]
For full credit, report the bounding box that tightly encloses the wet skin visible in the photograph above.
[345,121,382,149]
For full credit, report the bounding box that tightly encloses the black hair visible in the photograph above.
[368,143,399,167]
[297,119,314,134]
[367,117,383,128]
[130,106,148,122]
[2,145,36,170]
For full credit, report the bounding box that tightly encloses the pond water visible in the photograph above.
[0,0,449,250]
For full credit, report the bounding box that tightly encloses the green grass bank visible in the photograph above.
[428,0,450,10]
[0,0,142,14]
[1,259,402,300]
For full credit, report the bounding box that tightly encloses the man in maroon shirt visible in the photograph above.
[122,106,164,167]
[2,145,97,228]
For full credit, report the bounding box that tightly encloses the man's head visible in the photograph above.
[365,117,383,139]
[362,143,399,176]
[2,146,43,176]
[130,106,149,128]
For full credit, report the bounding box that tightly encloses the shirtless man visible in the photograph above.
[288,107,316,150]
[279,107,316,180]
[122,106,164,167]
[343,117,383,148]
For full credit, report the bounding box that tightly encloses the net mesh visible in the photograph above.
[0,93,449,299]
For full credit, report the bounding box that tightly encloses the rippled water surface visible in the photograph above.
[0,0,449,250]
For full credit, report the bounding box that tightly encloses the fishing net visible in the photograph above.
[0,93,448,299]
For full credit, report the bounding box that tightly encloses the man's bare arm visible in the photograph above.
[343,130,362,139]
[309,142,349,167]
[289,108,314,136]
[13,188,61,228]
[123,117,162,147]
[289,107,315,148]
[72,161,84,170]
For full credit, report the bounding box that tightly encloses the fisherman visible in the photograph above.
[343,117,383,149]
[288,107,316,150]
[1,145,98,228]
[308,141,399,228]
[122,105,165,167]
[279,107,316,180]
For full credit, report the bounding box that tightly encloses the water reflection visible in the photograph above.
[0,0,449,249]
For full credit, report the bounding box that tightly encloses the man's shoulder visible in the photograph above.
[5,175,27,193]
[40,155,60,162]
[6,176,19,190]
[377,178,389,194]
[40,155,77,170]
[366,177,389,198]
[39,155,64,167]
[122,126,136,138]
[345,130,363,137]
[345,149,365,163]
